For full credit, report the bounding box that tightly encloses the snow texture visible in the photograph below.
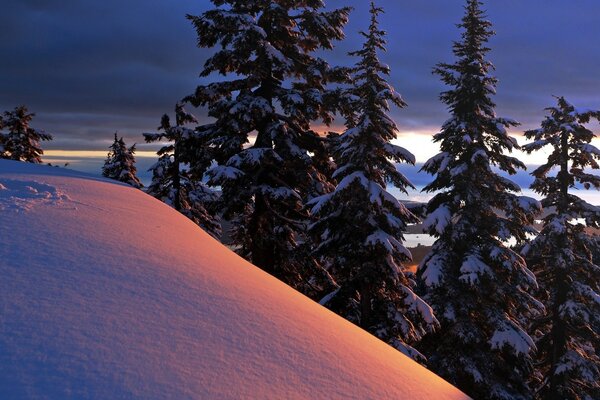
[0,178,71,212]
[490,323,536,356]
[0,160,468,400]
[423,205,452,235]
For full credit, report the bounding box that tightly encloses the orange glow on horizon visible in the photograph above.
[44,150,158,158]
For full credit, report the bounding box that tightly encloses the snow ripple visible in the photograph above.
[0,179,71,212]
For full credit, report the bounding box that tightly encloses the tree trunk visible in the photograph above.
[249,193,275,275]
[359,281,373,330]
[248,8,276,274]
[548,129,570,400]
[173,141,182,212]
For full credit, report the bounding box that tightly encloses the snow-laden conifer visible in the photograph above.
[522,97,600,400]
[0,106,52,163]
[186,0,350,291]
[417,1,542,398]
[102,133,143,189]
[309,2,437,361]
[144,104,220,239]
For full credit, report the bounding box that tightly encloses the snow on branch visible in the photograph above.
[490,320,536,356]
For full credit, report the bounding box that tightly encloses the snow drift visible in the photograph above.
[0,160,468,399]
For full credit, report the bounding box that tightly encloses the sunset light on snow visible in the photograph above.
[1,0,599,399]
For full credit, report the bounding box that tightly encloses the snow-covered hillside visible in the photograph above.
[0,160,468,399]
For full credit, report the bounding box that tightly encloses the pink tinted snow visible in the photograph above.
[0,160,469,400]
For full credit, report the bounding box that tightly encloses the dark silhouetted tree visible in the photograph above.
[309,2,437,361]
[522,97,600,400]
[102,133,143,189]
[417,1,542,398]
[0,105,52,163]
[186,0,351,293]
[144,103,221,239]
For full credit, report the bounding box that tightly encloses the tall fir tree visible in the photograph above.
[522,97,600,400]
[416,1,542,398]
[186,0,350,293]
[144,103,221,239]
[0,105,52,163]
[309,2,437,360]
[102,133,143,189]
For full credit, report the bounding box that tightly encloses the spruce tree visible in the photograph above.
[417,1,542,398]
[186,1,351,292]
[309,2,437,360]
[144,103,221,239]
[102,133,143,189]
[0,105,52,163]
[522,97,600,400]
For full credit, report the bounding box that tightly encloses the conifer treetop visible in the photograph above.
[422,0,535,241]
[187,0,351,132]
[336,1,412,192]
[144,104,221,239]
[144,103,198,157]
[522,97,600,400]
[185,0,351,290]
[309,2,435,362]
[524,96,600,203]
[417,2,542,398]
[0,105,53,163]
[102,133,142,189]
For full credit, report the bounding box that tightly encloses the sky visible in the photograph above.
[2,0,600,184]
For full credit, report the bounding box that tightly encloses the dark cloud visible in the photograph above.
[1,0,599,151]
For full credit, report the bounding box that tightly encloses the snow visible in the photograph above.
[284,92,304,105]
[308,192,333,214]
[319,288,340,306]
[420,253,446,288]
[366,230,412,260]
[423,152,451,173]
[490,322,536,356]
[470,149,488,163]
[208,165,244,181]
[517,196,541,213]
[579,143,600,156]
[264,43,293,68]
[0,160,468,400]
[401,287,438,325]
[450,163,468,177]
[574,282,600,306]
[335,171,405,211]
[0,178,71,212]
[384,143,416,164]
[258,184,301,200]
[423,205,452,235]
[228,148,281,167]
[459,254,493,285]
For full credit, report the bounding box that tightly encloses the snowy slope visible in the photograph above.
[0,159,468,400]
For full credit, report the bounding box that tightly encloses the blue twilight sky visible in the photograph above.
[1,0,600,185]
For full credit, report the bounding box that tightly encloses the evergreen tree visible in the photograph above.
[186,0,351,292]
[309,2,437,360]
[417,1,542,398]
[0,105,52,163]
[522,97,600,400]
[102,133,143,189]
[144,104,221,239]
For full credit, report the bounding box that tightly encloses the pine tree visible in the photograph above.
[186,1,351,292]
[0,105,52,163]
[522,97,600,400]
[102,133,143,189]
[309,2,437,360]
[144,104,221,239]
[417,1,542,398]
